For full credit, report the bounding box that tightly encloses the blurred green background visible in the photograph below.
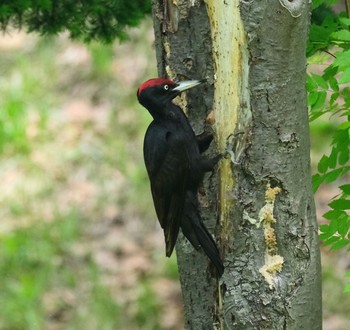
[0,18,348,330]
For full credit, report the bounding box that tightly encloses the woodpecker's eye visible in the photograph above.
[164,84,169,91]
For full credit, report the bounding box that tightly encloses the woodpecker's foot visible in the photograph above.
[225,132,244,165]
[225,150,240,164]
[201,154,221,172]
[196,131,214,153]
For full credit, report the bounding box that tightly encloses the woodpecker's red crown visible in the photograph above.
[137,78,176,96]
[137,78,205,116]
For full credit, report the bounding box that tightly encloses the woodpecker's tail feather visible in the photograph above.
[181,192,224,277]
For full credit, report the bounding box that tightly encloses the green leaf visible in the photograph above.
[338,122,350,130]
[323,235,340,246]
[344,282,350,293]
[336,213,350,238]
[333,50,350,70]
[310,110,328,122]
[312,173,325,192]
[319,231,332,241]
[323,65,338,80]
[325,0,339,6]
[311,74,328,89]
[340,184,350,195]
[324,167,350,183]
[312,0,338,10]
[309,25,331,53]
[339,149,350,165]
[324,168,343,183]
[331,29,350,41]
[317,154,329,173]
[328,76,339,92]
[339,67,350,84]
[328,216,341,235]
[329,92,338,106]
[319,224,330,233]
[331,238,350,250]
[329,198,350,210]
[334,128,350,147]
[323,209,345,221]
[339,17,350,26]
[308,91,319,106]
[306,74,318,91]
[319,218,340,239]
[328,147,338,169]
[312,91,327,110]
[336,129,350,165]
[311,0,323,9]
[342,87,350,97]
[338,224,350,239]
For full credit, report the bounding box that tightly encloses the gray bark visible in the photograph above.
[151,0,322,329]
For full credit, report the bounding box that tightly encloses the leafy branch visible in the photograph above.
[0,1,151,42]
[308,0,350,290]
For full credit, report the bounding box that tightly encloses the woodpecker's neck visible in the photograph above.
[148,101,185,123]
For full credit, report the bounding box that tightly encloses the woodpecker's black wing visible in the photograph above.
[143,121,189,257]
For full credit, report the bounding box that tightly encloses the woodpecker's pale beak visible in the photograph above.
[173,79,205,93]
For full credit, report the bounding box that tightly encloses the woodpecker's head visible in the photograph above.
[137,78,205,114]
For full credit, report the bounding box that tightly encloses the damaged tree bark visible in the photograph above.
[151,0,322,329]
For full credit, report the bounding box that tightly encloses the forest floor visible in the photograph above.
[0,19,349,330]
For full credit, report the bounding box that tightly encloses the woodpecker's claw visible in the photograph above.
[225,132,244,165]
[224,149,240,164]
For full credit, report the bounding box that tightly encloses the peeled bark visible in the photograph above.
[151,0,322,328]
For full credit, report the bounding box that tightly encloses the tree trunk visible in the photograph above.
[151,1,322,329]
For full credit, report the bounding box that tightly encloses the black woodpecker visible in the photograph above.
[137,78,224,277]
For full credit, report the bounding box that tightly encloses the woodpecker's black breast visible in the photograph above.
[143,106,197,257]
